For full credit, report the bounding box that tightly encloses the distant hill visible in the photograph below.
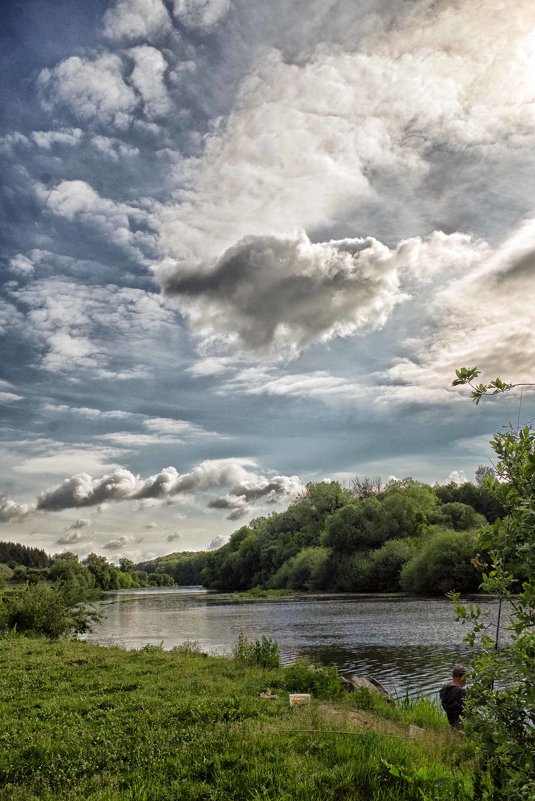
[134,551,209,586]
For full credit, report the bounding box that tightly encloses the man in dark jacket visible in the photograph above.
[439,665,467,729]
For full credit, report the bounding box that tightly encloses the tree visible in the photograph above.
[322,497,382,552]
[399,529,481,595]
[450,369,535,800]
[83,553,120,590]
[363,538,418,592]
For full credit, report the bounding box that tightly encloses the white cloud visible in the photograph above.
[185,357,234,377]
[56,530,85,545]
[208,534,227,549]
[41,180,152,260]
[91,135,139,160]
[447,470,468,486]
[26,459,303,522]
[14,445,124,477]
[0,392,23,403]
[155,0,535,290]
[9,254,36,275]
[383,217,535,397]
[102,534,135,550]
[42,404,213,444]
[128,46,171,118]
[0,497,34,522]
[11,279,175,374]
[31,128,83,149]
[103,0,172,43]
[225,367,364,401]
[157,228,484,357]
[172,0,230,29]
[38,53,138,128]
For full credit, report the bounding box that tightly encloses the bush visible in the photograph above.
[275,659,343,699]
[232,633,280,668]
[359,538,418,592]
[399,529,482,594]
[0,584,98,638]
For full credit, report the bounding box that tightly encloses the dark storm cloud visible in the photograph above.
[158,229,483,356]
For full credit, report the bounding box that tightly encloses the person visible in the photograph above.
[439,665,467,729]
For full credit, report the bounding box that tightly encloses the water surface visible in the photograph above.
[86,589,507,697]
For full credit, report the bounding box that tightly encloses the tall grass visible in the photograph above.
[0,636,472,800]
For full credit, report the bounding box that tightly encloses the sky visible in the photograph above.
[1,0,534,562]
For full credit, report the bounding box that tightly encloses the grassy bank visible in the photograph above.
[0,637,471,800]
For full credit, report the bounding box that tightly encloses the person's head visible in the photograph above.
[452,664,467,686]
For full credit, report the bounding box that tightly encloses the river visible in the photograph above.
[85,588,508,698]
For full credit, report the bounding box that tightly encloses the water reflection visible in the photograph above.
[86,589,508,697]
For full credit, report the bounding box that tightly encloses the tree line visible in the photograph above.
[201,475,517,595]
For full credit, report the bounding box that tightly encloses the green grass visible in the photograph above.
[0,636,473,800]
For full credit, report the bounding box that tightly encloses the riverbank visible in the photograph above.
[0,636,472,800]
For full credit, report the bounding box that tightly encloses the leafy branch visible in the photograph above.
[451,367,513,404]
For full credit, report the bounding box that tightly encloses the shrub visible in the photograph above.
[0,584,98,638]
[399,529,482,594]
[276,659,343,699]
[232,632,280,668]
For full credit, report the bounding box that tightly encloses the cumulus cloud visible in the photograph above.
[103,0,172,42]
[56,531,85,545]
[158,229,485,357]
[166,532,182,542]
[208,534,227,550]
[155,0,535,292]
[383,217,535,396]
[207,473,303,519]
[128,46,171,117]
[31,128,83,149]
[38,53,138,127]
[37,468,139,511]
[133,459,257,500]
[9,254,36,275]
[447,470,468,486]
[27,460,303,519]
[102,535,135,550]
[173,0,230,29]
[0,496,34,522]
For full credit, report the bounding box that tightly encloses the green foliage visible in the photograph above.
[83,553,121,590]
[322,498,382,552]
[450,374,535,800]
[0,584,98,638]
[273,659,344,699]
[452,367,513,404]
[0,637,472,801]
[0,541,49,568]
[232,632,281,668]
[270,546,330,590]
[135,551,207,585]
[361,538,419,592]
[400,530,482,595]
[428,502,485,531]
[202,474,504,593]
